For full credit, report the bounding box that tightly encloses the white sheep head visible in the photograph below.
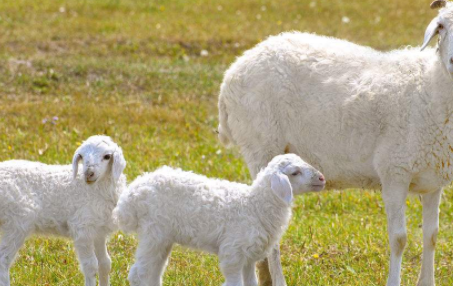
[72,135,126,184]
[262,154,325,205]
[422,1,453,74]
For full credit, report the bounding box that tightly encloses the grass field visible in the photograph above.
[0,0,452,285]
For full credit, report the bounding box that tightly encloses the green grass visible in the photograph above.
[0,0,452,285]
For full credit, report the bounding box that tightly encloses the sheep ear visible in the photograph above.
[271,173,293,204]
[72,153,82,180]
[112,149,126,182]
[430,0,447,9]
[421,17,441,51]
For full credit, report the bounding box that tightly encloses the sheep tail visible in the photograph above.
[113,190,140,233]
[217,95,235,147]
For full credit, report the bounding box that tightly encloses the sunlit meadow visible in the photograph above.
[0,0,452,285]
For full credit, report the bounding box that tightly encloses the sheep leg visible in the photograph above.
[94,235,111,286]
[382,181,409,286]
[268,246,287,286]
[220,259,244,286]
[128,237,172,286]
[0,228,27,286]
[417,189,442,286]
[242,261,258,286]
[74,238,98,286]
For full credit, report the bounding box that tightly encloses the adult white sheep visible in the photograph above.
[0,135,126,286]
[114,154,325,286]
[217,1,453,286]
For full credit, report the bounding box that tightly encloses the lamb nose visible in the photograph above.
[319,174,325,182]
[87,171,95,178]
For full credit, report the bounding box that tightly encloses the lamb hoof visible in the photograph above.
[416,280,434,286]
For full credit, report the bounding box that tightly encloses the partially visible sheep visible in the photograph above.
[114,154,325,286]
[0,135,126,286]
[217,2,453,286]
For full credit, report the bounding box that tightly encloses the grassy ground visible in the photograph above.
[0,0,452,285]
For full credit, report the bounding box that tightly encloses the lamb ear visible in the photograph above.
[112,148,126,182]
[421,17,441,51]
[270,173,293,204]
[72,153,82,180]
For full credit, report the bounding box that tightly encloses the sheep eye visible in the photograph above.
[103,154,111,160]
[439,24,444,30]
[291,171,301,176]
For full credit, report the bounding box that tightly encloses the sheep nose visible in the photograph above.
[318,174,325,182]
[86,170,95,178]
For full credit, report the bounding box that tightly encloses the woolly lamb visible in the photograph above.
[114,154,325,286]
[0,135,126,286]
[217,2,453,286]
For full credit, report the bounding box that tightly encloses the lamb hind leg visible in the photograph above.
[417,189,442,286]
[128,237,173,286]
[0,228,27,286]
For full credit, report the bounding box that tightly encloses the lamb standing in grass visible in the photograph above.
[0,135,126,286]
[114,154,325,286]
[217,2,453,286]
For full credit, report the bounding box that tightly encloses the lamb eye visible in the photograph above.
[103,154,111,160]
[291,171,301,176]
[439,24,444,30]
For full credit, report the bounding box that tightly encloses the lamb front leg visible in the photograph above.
[219,248,245,286]
[268,245,287,286]
[242,261,258,286]
[74,238,98,286]
[94,235,111,286]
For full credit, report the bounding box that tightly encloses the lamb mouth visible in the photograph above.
[86,180,96,185]
[311,184,325,191]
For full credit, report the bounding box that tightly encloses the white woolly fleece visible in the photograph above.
[219,31,453,189]
[217,4,453,286]
[115,154,324,286]
[0,135,126,286]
